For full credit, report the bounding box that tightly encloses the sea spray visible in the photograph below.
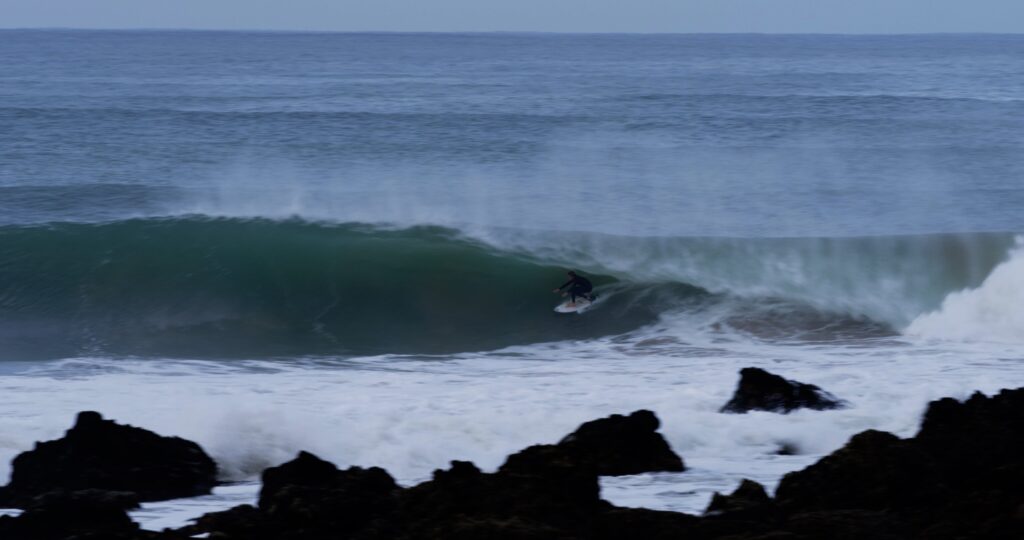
[906,237,1024,343]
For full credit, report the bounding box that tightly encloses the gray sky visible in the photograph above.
[3,0,1023,33]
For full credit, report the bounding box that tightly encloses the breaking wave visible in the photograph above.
[0,217,1017,359]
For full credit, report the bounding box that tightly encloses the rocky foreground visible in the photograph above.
[0,369,1021,539]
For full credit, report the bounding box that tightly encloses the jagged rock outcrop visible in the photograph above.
[396,459,604,539]
[770,388,1024,539]
[183,451,400,539]
[698,479,779,539]
[187,410,685,539]
[720,367,845,414]
[0,411,217,507]
[705,479,774,518]
[774,429,941,512]
[6,389,1024,540]
[261,451,399,537]
[501,409,685,476]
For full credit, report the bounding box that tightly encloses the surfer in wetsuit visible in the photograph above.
[553,271,594,307]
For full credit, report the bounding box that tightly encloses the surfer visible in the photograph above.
[553,271,594,307]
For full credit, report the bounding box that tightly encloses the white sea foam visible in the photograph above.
[907,238,1024,343]
[0,329,1021,530]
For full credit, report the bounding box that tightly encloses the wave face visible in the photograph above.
[0,218,681,360]
[0,217,1018,360]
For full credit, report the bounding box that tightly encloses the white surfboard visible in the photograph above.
[554,297,596,314]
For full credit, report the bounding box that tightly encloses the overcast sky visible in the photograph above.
[3,0,1023,33]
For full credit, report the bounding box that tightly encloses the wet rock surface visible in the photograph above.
[720,367,846,414]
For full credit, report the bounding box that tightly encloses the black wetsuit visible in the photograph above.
[558,275,593,303]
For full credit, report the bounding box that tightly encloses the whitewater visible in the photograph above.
[1,30,1023,529]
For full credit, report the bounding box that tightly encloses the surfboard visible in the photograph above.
[554,295,598,314]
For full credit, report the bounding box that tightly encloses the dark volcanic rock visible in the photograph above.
[260,451,399,537]
[774,429,942,512]
[259,450,398,508]
[596,506,699,540]
[182,390,1024,540]
[397,459,603,539]
[0,489,141,540]
[782,509,910,540]
[0,411,217,507]
[699,480,779,539]
[184,504,270,540]
[190,455,603,540]
[915,388,1024,479]
[500,410,685,476]
[189,411,684,540]
[358,410,680,538]
[187,451,400,540]
[706,479,774,517]
[774,388,1024,539]
[721,367,845,414]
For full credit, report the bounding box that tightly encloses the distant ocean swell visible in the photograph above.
[0,217,1018,360]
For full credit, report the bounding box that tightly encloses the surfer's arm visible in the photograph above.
[556,279,574,291]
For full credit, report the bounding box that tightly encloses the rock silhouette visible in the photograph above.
[721,367,846,413]
[0,411,217,507]
[4,388,1023,539]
